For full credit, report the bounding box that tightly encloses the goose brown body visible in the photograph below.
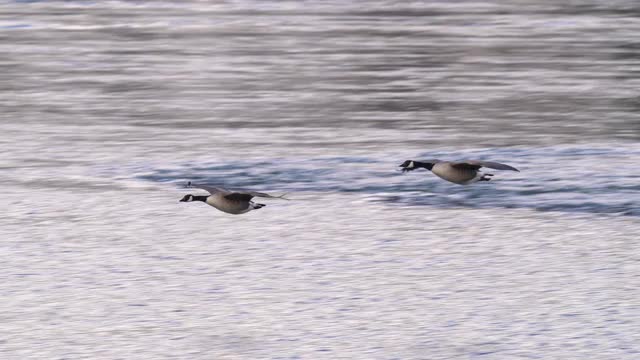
[400,159,519,185]
[179,182,286,215]
[204,192,256,214]
[432,162,482,185]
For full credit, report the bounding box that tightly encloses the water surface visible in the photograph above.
[1,1,639,359]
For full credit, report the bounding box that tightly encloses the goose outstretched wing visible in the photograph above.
[451,160,519,171]
[232,190,289,199]
[187,182,288,200]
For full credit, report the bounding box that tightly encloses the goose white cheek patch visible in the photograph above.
[408,161,415,168]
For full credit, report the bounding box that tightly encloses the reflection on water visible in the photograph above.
[137,145,640,216]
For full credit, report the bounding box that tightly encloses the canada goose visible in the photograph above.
[399,159,519,185]
[179,182,287,215]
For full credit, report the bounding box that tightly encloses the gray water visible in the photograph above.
[1,1,639,359]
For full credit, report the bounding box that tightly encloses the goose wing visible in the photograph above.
[188,182,288,200]
[223,190,287,201]
[230,190,289,199]
[223,193,255,202]
[451,160,520,172]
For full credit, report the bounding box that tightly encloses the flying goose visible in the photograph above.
[399,159,519,185]
[179,182,287,215]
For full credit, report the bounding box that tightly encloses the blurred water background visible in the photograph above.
[1,1,639,359]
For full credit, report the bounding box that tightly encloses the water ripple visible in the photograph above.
[137,145,640,217]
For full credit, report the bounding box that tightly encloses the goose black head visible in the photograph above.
[399,160,416,173]
[399,160,434,172]
[179,194,208,203]
[179,194,195,202]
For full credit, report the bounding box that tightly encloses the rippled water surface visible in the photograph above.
[1,1,639,359]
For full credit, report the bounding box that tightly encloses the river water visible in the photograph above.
[1,1,639,359]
